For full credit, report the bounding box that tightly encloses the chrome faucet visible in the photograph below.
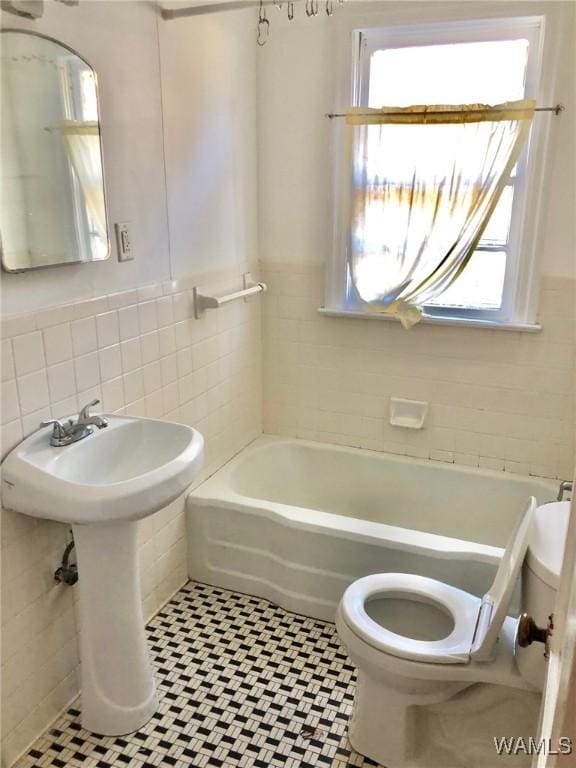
[77,399,108,429]
[557,480,573,502]
[41,399,108,447]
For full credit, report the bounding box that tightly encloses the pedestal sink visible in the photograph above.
[2,415,204,735]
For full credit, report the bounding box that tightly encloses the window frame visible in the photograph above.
[326,16,549,329]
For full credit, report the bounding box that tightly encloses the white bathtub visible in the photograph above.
[186,436,557,621]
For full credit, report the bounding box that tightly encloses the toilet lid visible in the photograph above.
[340,573,481,664]
[470,496,536,661]
[339,497,537,665]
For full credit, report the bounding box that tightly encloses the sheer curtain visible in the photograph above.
[60,121,107,247]
[346,100,535,328]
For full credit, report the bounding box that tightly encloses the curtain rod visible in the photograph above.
[160,1,279,19]
[326,104,564,119]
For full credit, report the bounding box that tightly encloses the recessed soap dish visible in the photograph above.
[390,397,428,429]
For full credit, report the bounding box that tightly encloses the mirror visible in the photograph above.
[1,30,109,271]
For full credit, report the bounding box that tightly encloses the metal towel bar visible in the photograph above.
[193,273,267,319]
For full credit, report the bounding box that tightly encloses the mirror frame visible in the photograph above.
[0,28,111,273]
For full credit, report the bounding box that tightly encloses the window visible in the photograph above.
[59,56,107,261]
[328,17,546,327]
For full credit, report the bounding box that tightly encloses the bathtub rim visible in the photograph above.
[188,436,557,566]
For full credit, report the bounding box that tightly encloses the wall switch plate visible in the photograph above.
[115,222,134,262]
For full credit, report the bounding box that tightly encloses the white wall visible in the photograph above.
[161,9,259,279]
[258,0,575,279]
[0,1,170,315]
[258,1,575,479]
[1,4,261,765]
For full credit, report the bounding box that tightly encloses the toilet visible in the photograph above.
[336,497,570,768]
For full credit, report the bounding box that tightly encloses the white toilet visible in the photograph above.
[336,497,570,768]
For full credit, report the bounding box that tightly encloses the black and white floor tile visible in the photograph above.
[15,582,379,768]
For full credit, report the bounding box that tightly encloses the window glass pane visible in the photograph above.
[479,185,514,246]
[369,39,529,107]
[426,250,506,310]
[363,37,528,314]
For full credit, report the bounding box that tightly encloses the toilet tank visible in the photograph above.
[517,501,571,690]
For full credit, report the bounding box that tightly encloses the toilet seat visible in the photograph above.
[340,497,537,666]
[340,573,482,664]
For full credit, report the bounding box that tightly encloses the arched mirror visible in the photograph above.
[1,30,110,271]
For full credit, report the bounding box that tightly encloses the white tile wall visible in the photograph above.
[2,261,573,767]
[261,264,575,481]
[0,267,262,766]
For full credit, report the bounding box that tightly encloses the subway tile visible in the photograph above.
[17,369,49,415]
[107,289,138,309]
[74,352,100,392]
[1,268,570,767]
[137,283,163,302]
[1,338,15,381]
[72,296,108,319]
[156,296,174,328]
[0,377,20,427]
[143,361,162,395]
[160,353,178,386]
[141,332,160,365]
[138,301,158,334]
[145,389,164,418]
[1,418,23,457]
[50,395,77,420]
[172,292,189,322]
[125,397,146,417]
[21,406,51,437]
[120,338,142,373]
[162,382,179,414]
[158,326,176,357]
[2,313,37,338]
[102,377,125,413]
[13,331,45,376]
[34,304,75,329]
[176,347,193,377]
[43,323,73,366]
[98,344,122,382]
[71,317,98,357]
[47,361,76,403]
[118,305,140,341]
[123,369,145,404]
[96,311,120,348]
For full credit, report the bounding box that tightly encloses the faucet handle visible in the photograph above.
[557,480,573,502]
[40,418,69,439]
[78,398,100,421]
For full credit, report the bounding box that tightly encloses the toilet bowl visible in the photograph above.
[336,497,569,768]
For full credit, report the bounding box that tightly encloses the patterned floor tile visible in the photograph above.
[14,582,379,768]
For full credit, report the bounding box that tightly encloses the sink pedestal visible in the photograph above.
[73,521,157,735]
[2,415,204,734]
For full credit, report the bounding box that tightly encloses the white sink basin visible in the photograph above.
[2,415,203,523]
[1,414,204,737]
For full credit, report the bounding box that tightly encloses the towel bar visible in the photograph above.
[193,273,267,319]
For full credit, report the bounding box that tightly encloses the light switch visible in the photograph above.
[115,222,134,262]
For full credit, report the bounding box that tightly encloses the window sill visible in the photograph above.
[318,307,542,333]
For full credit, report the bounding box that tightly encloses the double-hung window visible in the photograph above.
[328,17,546,328]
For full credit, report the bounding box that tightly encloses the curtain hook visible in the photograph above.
[257,0,270,46]
[325,0,334,14]
[287,0,294,18]
[257,17,270,45]
[305,0,313,16]
[312,0,319,14]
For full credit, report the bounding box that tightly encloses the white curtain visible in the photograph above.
[59,121,107,248]
[347,100,535,327]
